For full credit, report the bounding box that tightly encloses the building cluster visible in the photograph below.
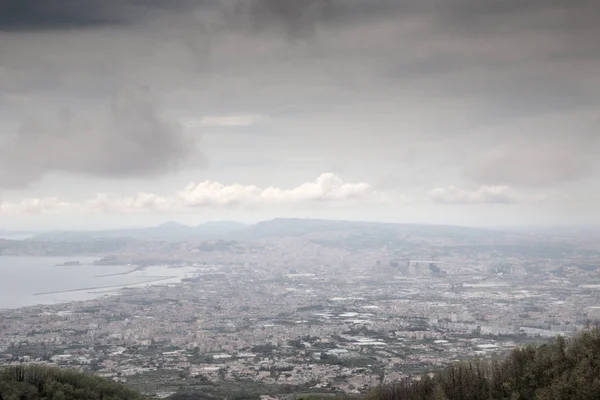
[1,232,599,396]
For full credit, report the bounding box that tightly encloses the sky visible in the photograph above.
[1,0,599,230]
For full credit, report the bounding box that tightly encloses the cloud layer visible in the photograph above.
[184,113,269,128]
[428,185,547,204]
[0,174,386,214]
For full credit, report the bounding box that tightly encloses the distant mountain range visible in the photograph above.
[0,230,38,240]
[26,221,248,242]
[14,218,508,243]
[232,218,503,240]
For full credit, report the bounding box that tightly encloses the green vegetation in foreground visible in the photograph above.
[0,365,145,400]
[366,327,600,400]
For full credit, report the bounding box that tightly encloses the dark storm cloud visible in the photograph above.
[0,0,119,31]
[0,87,201,187]
[0,0,207,31]
[0,0,333,33]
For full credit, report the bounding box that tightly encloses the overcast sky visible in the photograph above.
[1,0,599,230]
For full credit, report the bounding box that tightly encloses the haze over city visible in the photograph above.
[1,0,599,231]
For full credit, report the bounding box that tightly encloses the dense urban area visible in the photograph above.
[1,219,599,399]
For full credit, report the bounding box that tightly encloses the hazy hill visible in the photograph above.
[0,364,144,399]
[15,219,542,256]
[28,221,247,242]
[25,218,502,244]
[0,230,37,240]
[231,218,506,241]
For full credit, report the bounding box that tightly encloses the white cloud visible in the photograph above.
[0,197,74,214]
[178,173,383,207]
[184,113,269,128]
[0,173,387,214]
[427,185,547,204]
[84,192,177,213]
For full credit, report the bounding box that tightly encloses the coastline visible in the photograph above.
[33,276,178,296]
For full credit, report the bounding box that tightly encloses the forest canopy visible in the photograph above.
[0,364,144,400]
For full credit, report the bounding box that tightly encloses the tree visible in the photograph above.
[367,327,600,400]
[0,365,144,400]
[432,383,447,400]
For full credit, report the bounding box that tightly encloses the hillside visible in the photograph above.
[0,365,144,400]
[28,221,247,242]
[367,327,600,400]
[230,218,501,240]
[22,218,503,243]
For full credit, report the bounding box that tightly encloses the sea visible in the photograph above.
[0,256,196,310]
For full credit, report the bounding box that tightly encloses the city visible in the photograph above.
[1,220,599,398]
